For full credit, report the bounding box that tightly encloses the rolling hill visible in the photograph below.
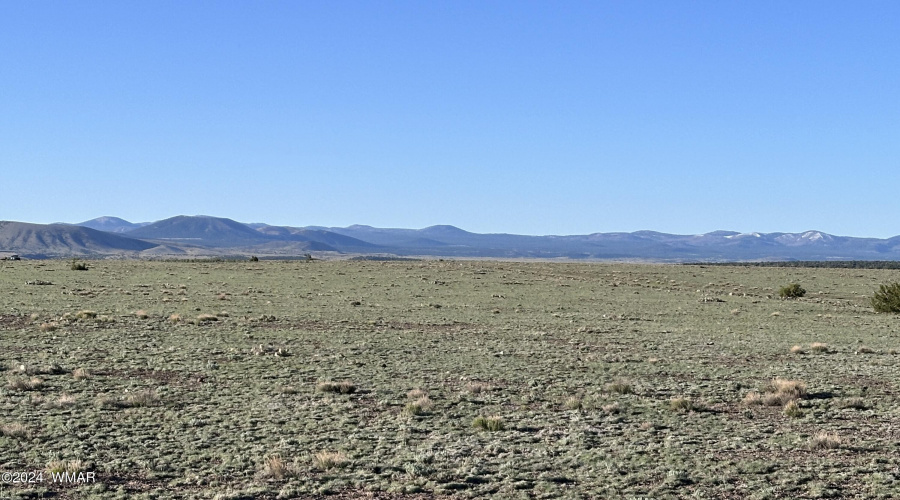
[75,216,151,233]
[7,216,900,261]
[127,215,274,247]
[0,221,158,257]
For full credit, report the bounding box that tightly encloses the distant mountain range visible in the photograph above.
[1,215,899,261]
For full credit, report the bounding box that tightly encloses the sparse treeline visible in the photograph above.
[686,261,900,269]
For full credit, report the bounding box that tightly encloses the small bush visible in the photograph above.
[197,314,219,322]
[123,389,160,407]
[168,314,182,323]
[669,397,696,412]
[407,388,427,399]
[605,380,634,395]
[259,455,293,479]
[810,342,829,353]
[1,422,29,438]
[249,256,259,262]
[47,459,84,475]
[564,396,582,410]
[871,282,900,313]
[809,431,842,450]
[39,322,58,332]
[72,368,90,380]
[473,415,505,431]
[7,376,43,391]
[784,400,803,418]
[601,402,620,414]
[134,310,149,319]
[405,396,433,416]
[465,381,491,394]
[790,345,804,354]
[779,284,806,299]
[70,259,88,271]
[767,378,806,399]
[313,451,348,470]
[746,378,807,407]
[53,393,77,408]
[316,381,356,394]
[96,395,119,409]
[75,310,97,320]
[742,391,762,406]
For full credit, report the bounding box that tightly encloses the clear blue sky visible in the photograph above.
[2,1,898,237]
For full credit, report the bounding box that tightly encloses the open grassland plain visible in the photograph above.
[2,259,900,499]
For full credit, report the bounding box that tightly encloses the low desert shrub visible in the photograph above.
[259,455,293,479]
[745,378,806,407]
[7,376,42,391]
[47,459,84,475]
[810,342,829,353]
[75,310,97,320]
[407,388,427,399]
[465,381,491,394]
[768,378,806,399]
[123,389,160,407]
[871,282,900,313]
[70,259,88,271]
[473,415,505,431]
[605,380,634,395]
[313,451,348,470]
[779,283,806,299]
[1,422,29,438]
[669,397,696,412]
[809,431,842,450]
[564,396,583,410]
[405,396,433,416]
[784,400,803,418]
[52,393,77,408]
[601,402,620,414]
[316,380,356,394]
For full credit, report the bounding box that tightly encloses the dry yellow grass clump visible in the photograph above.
[259,455,295,479]
[405,395,434,416]
[39,322,58,332]
[669,397,696,412]
[313,451,348,470]
[605,380,634,395]
[1,422,29,438]
[124,389,160,408]
[407,388,427,399]
[6,376,43,391]
[75,310,97,320]
[809,432,842,450]
[465,381,492,394]
[47,459,84,475]
[810,342,829,353]
[744,378,806,407]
